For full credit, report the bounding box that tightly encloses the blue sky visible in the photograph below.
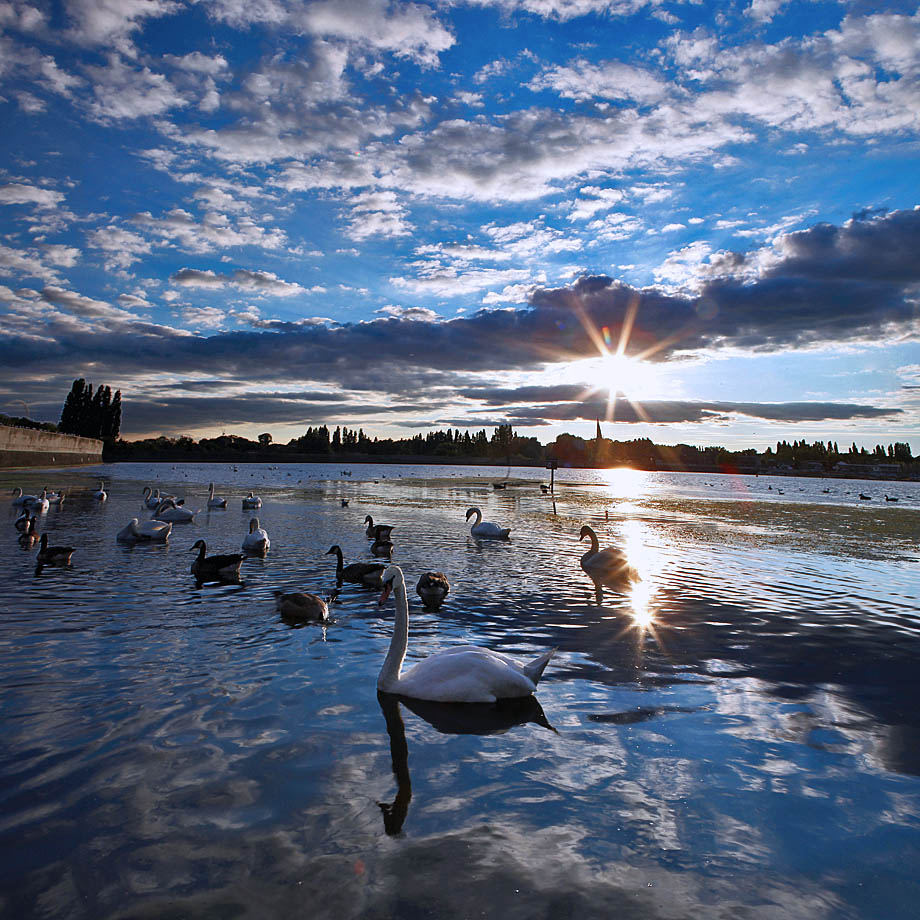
[1,0,919,452]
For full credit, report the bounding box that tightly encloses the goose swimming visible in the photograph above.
[465,506,510,539]
[274,590,330,623]
[190,539,243,584]
[365,515,394,540]
[325,544,385,587]
[376,565,554,703]
[371,536,394,558]
[242,517,270,555]
[37,533,74,566]
[18,516,38,547]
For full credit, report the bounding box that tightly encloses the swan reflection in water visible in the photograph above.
[377,691,555,836]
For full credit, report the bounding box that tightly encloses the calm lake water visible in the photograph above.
[2,461,919,919]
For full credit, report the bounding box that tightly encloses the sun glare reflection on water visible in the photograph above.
[599,466,649,500]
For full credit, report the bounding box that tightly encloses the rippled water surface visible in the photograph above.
[2,462,919,919]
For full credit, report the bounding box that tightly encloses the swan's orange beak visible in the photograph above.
[378,583,393,606]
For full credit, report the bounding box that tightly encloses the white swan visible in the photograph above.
[25,489,50,514]
[153,498,197,523]
[117,517,172,544]
[465,506,510,539]
[579,525,637,595]
[142,487,164,509]
[242,517,270,555]
[11,487,37,507]
[94,480,107,502]
[376,565,554,702]
[242,491,262,510]
[207,482,227,509]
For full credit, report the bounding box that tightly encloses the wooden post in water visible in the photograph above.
[546,459,558,495]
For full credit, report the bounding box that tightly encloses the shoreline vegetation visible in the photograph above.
[101,424,918,482]
[3,414,917,480]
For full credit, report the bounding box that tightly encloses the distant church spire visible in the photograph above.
[595,417,602,441]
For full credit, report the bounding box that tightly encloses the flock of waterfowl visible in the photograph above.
[10,479,639,704]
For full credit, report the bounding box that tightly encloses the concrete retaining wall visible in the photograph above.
[0,426,103,468]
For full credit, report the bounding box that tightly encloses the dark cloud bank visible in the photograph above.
[5,208,917,434]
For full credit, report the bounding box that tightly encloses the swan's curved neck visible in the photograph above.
[582,528,599,555]
[379,575,408,691]
[469,508,482,526]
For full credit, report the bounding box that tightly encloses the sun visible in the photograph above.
[556,352,662,400]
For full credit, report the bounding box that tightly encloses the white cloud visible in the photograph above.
[0,183,64,208]
[131,209,288,253]
[293,0,455,68]
[529,58,667,105]
[568,186,625,222]
[87,224,153,270]
[65,0,181,53]
[376,304,440,321]
[391,263,532,297]
[87,56,187,120]
[342,188,413,240]
[463,0,662,23]
[653,240,713,288]
[170,267,306,297]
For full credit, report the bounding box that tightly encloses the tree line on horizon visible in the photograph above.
[104,422,917,473]
[2,384,915,472]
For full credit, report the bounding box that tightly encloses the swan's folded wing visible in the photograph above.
[398,647,536,702]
